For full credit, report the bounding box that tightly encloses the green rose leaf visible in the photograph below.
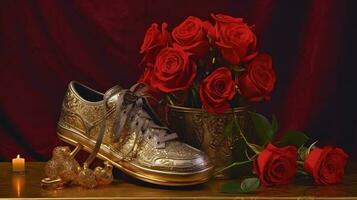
[278,131,309,147]
[220,182,243,194]
[224,118,239,137]
[249,112,274,145]
[220,178,260,194]
[241,177,260,193]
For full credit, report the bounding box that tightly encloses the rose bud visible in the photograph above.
[254,144,297,186]
[139,23,171,68]
[304,146,348,185]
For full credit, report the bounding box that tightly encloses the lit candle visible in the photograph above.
[12,154,25,173]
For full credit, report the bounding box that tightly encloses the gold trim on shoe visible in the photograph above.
[57,127,212,186]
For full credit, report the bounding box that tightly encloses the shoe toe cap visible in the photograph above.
[153,142,212,172]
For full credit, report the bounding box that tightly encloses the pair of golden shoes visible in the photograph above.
[56,81,213,186]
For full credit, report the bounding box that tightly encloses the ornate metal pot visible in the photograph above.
[166,105,253,179]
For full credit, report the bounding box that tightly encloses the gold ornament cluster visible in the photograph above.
[41,145,113,189]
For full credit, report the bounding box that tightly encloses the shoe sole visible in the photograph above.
[57,126,213,186]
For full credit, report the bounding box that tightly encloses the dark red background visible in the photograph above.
[0,0,356,161]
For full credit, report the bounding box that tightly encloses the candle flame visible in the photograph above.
[17,154,20,159]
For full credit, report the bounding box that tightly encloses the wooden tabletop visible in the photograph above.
[0,162,357,199]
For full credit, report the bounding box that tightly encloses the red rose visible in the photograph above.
[211,14,257,65]
[255,144,297,186]
[139,23,171,68]
[304,146,348,185]
[172,16,210,57]
[199,67,235,113]
[237,54,276,102]
[150,46,197,93]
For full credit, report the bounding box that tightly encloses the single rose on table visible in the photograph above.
[304,146,348,185]
[254,144,297,186]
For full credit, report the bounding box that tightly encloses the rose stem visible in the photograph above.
[232,110,261,155]
[214,160,252,175]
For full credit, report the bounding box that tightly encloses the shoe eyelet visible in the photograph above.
[148,136,152,139]
[135,122,139,126]
[156,141,160,145]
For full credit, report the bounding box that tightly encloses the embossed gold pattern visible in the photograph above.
[166,105,253,179]
[56,82,213,186]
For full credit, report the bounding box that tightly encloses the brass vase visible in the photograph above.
[166,105,253,179]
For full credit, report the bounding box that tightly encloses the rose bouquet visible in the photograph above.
[137,14,348,192]
[138,14,276,111]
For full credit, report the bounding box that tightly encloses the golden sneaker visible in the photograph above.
[56,81,213,186]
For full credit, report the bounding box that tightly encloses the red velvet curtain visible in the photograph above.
[0,0,354,161]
